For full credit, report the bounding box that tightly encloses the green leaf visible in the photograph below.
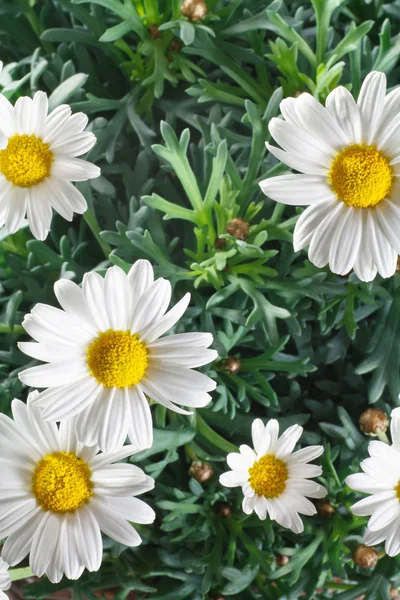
[48,73,88,110]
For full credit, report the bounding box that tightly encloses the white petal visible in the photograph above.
[268,118,333,165]
[274,424,303,459]
[125,387,153,451]
[82,271,110,331]
[367,498,400,531]
[5,187,27,235]
[30,512,60,577]
[51,157,100,181]
[74,506,102,572]
[27,186,53,241]
[367,209,397,277]
[90,498,142,546]
[260,174,334,206]
[353,211,378,282]
[43,105,72,143]
[19,360,88,388]
[54,278,97,329]
[140,293,191,344]
[325,86,362,144]
[328,205,362,275]
[92,463,147,496]
[132,278,171,334]
[351,490,396,517]
[286,445,324,465]
[266,143,328,176]
[295,93,347,150]
[376,199,400,254]
[308,201,343,268]
[127,259,154,311]
[38,377,100,421]
[103,496,156,524]
[14,96,34,135]
[251,419,266,454]
[104,266,130,330]
[51,132,96,156]
[98,388,128,452]
[32,91,48,137]
[357,71,386,145]
[345,472,387,494]
[2,510,43,566]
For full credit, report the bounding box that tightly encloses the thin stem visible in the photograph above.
[9,567,33,582]
[196,413,238,454]
[83,208,111,259]
[0,324,24,334]
[376,430,390,444]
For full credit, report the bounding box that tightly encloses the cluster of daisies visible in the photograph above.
[0,62,400,593]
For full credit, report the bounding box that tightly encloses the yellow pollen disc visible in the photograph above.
[248,454,288,498]
[86,329,148,388]
[32,451,93,513]
[0,134,53,188]
[328,144,393,209]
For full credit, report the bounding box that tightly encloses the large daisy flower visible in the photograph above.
[0,560,10,600]
[18,260,217,452]
[346,416,400,557]
[0,90,100,240]
[219,418,327,533]
[0,391,155,583]
[260,72,400,282]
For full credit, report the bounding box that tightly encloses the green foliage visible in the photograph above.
[2,0,400,598]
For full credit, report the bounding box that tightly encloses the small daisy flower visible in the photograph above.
[0,391,155,583]
[0,559,11,600]
[0,90,100,240]
[18,260,217,452]
[260,72,400,282]
[219,418,327,533]
[346,416,400,557]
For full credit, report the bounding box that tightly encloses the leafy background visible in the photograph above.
[1,0,400,598]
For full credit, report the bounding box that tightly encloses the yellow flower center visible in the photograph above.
[248,454,288,498]
[328,144,393,209]
[86,329,148,388]
[32,451,93,513]
[0,134,53,188]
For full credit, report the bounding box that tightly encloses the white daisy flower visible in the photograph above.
[0,90,100,240]
[219,418,327,533]
[0,559,11,600]
[0,391,155,583]
[260,71,400,282]
[18,260,217,452]
[346,416,400,557]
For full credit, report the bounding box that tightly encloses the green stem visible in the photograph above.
[376,430,390,444]
[0,324,24,334]
[83,208,112,259]
[196,413,238,454]
[10,567,33,582]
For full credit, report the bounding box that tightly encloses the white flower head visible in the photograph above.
[219,418,327,533]
[0,559,10,600]
[18,260,217,452]
[0,91,100,240]
[346,416,400,557]
[260,72,400,282]
[0,391,155,583]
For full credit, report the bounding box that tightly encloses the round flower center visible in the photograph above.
[32,451,93,513]
[248,454,288,498]
[86,329,148,388]
[328,144,393,208]
[0,134,53,188]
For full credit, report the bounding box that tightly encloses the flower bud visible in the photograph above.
[215,501,231,517]
[170,40,183,53]
[359,408,389,435]
[277,554,290,566]
[214,237,226,250]
[148,24,161,39]
[181,0,207,21]
[223,356,240,374]
[316,500,335,517]
[226,218,250,241]
[352,544,378,569]
[189,460,214,483]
